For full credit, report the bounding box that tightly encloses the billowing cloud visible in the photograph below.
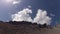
[12,8,33,22]
[33,9,51,25]
[11,8,52,25]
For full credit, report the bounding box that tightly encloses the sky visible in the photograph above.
[0,0,60,25]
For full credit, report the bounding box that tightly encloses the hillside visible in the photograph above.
[0,21,60,34]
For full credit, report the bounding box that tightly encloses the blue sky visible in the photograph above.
[0,0,60,25]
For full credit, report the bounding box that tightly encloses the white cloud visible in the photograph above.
[12,1,20,5]
[12,8,33,22]
[33,9,51,25]
[11,8,52,25]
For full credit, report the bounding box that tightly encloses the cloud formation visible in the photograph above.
[12,8,33,22]
[33,9,51,25]
[11,8,52,25]
[12,1,20,5]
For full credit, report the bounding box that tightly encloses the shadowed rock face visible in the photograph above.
[0,21,60,34]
